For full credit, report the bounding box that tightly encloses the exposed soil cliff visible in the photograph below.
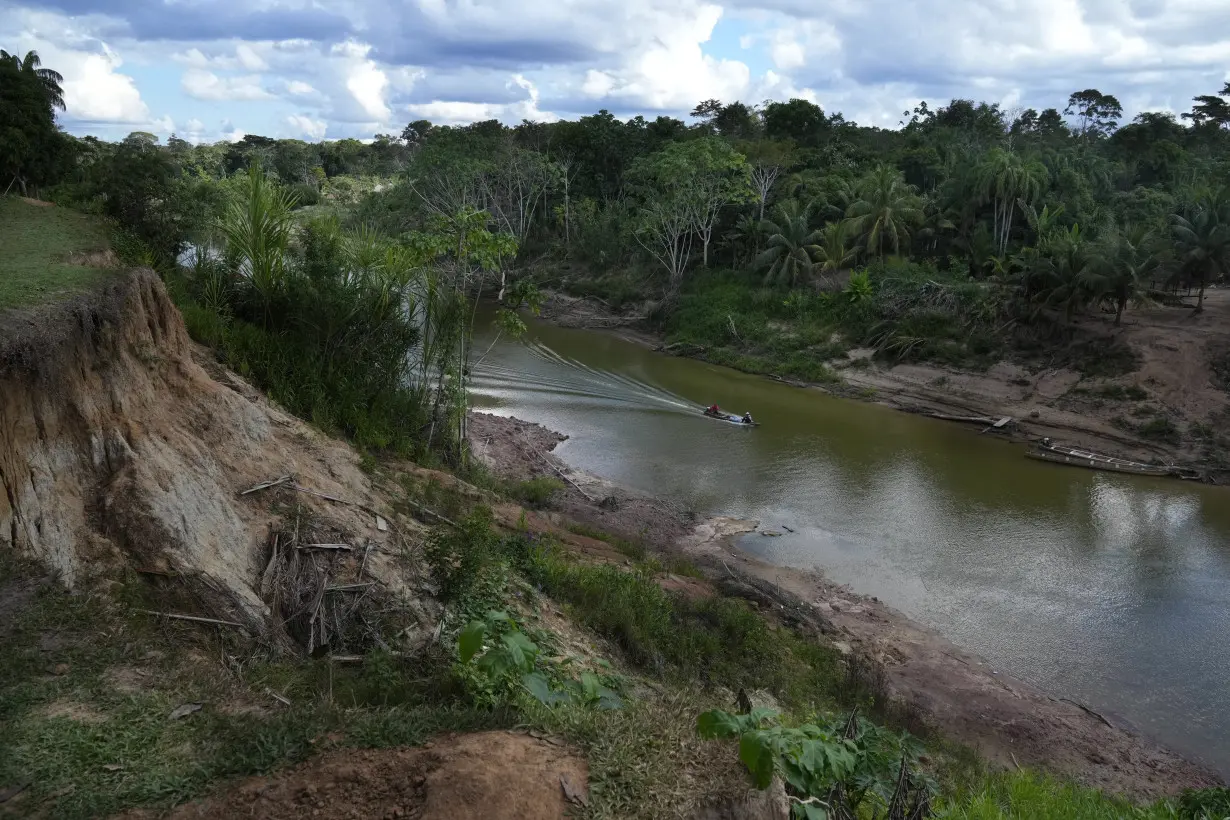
[0,270,437,645]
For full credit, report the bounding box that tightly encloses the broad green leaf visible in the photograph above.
[797,803,829,820]
[697,710,744,739]
[484,610,511,624]
[748,706,780,727]
[522,672,555,705]
[738,731,777,790]
[502,631,538,671]
[458,620,487,663]
[579,671,600,700]
[596,686,624,711]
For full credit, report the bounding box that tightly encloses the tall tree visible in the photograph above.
[1172,188,1230,312]
[976,148,1049,255]
[1064,89,1123,138]
[0,49,65,111]
[627,137,752,270]
[755,199,821,287]
[844,164,924,258]
[1083,226,1160,325]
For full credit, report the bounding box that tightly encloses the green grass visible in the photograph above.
[0,555,507,819]
[932,770,1182,819]
[0,197,118,310]
[516,544,845,711]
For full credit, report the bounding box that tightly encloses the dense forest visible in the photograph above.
[4,46,1230,446]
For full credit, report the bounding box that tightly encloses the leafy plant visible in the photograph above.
[1178,786,1230,820]
[698,708,936,820]
[845,270,874,304]
[457,610,622,711]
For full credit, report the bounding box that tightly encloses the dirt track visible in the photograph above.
[470,411,1224,801]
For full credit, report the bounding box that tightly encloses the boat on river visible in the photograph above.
[700,408,760,427]
[1025,442,1188,477]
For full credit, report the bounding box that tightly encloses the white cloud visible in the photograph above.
[5,22,150,124]
[325,40,393,123]
[286,113,328,139]
[235,43,268,71]
[182,68,273,101]
[63,45,151,123]
[174,42,273,72]
[285,80,317,95]
[405,73,557,125]
[579,4,751,109]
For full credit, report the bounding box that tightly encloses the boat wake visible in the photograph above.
[472,338,700,416]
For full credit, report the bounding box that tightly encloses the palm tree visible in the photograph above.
[1,50,65,111]
[844,164,923,259]
[1172,188,1230,312]
[813,221,857,274]
[755,199,822,288]
[1040,224,1094,322]
[1082,226,1159,325]
[976,148,1048,256]
[220,164,300,325]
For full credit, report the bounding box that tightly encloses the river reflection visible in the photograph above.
[471,315,1230,774]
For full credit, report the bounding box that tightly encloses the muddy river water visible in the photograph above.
[470,315,1230,775]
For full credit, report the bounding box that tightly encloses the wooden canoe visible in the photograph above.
[1024,444,1174,477]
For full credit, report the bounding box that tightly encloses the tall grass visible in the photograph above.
[932,770,1184,819]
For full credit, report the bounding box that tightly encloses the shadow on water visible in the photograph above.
[470,313,1230,775]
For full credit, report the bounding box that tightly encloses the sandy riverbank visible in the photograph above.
[535,290,1230,481]
[469,409,1223,801]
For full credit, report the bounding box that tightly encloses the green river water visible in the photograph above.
[471,314,1230,776]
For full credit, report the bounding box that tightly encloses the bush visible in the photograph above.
[521,547,843,709]
[506,477,564,508]
[1178,787,1230,820]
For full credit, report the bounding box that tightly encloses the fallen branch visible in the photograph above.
[264,687,292,707]
[139,610,245,629]
[534,450,597,502]
[240,475,293,496]
[328,655,364,664]
[297,543,352,551]
[289,483,398,533]
[402,497,460,528]
[326,583,375,592]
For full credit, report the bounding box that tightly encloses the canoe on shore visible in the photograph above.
[699,408,760,428]
[1025,443,1184,477]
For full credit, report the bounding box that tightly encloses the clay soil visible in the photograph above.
[468,411,695,549]
[470,411,1224,801]
[117,731,588,820]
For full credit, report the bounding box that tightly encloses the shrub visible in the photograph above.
[506,476,565,508]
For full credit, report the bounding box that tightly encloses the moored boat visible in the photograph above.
[1024,442,1177,477]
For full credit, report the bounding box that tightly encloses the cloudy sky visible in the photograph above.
[2,0,1227,144]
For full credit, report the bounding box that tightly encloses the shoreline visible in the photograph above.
[469,409,1224,801]
[534,290,1228,483]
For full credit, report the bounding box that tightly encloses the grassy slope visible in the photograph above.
[0,197,117,310]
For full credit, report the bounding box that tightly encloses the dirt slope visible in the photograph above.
[0,269,438,645]
[117,732,588,820]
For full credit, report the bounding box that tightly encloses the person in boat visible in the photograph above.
[742,412,754,424]
[706,404,721,416]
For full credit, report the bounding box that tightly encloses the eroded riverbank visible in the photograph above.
[469,410,1224,800]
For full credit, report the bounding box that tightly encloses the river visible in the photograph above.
[470,314,1230,775]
